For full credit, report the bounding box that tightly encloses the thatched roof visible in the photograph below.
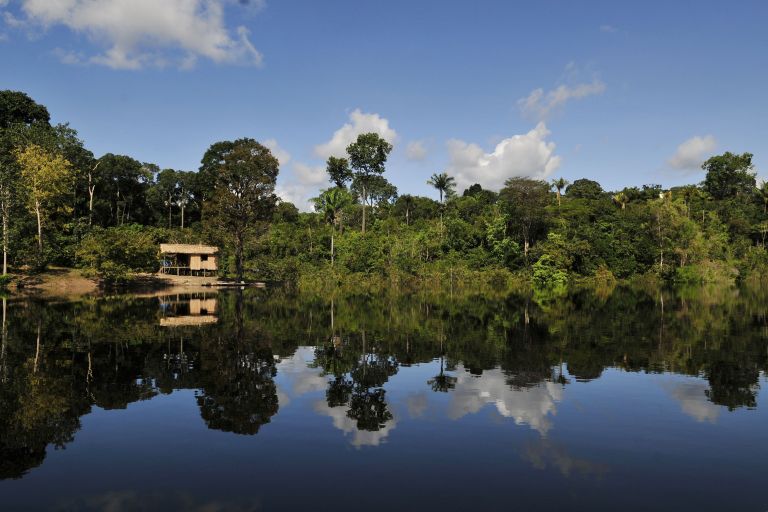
[160,244,218,255]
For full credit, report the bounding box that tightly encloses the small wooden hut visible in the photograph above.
[159,244,219,277]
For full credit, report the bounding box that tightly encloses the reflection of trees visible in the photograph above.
[196,292,279,435]
[313,330,397,433]
[1,283,768,477]
[196,346,279,435]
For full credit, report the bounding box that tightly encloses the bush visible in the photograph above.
[76,224,161,284]
[532,254,568,291]
[0,274,12,290]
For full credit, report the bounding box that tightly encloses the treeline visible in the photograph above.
[1,90,766,290]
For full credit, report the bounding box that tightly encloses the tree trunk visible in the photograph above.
[35,201,43,256]
[556,189,561,206]
[235,231,244,283]
[331,230,335,267]
[362,186,367,234]
[1,206,7,276]
[181,205,185,229]
[406,207,410,226]
[88,183,95,227]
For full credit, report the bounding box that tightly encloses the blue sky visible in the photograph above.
[2,0,766,208]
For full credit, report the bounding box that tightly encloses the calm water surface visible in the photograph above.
[0,287,767,511]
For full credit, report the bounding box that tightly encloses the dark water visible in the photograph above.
[0,286,767,511]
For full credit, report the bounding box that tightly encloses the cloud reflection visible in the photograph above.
[448,366,563,436]
[663,379,721,423]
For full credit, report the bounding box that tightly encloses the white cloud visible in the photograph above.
[14,0,263,69]
[519,80,606,121]
[446,122,561,192]
[667,135,717,171]
[600,24,618,33]
[405,139,428,161]
[314,109,397,160]
[264,138,291,166]
[448,366,563,436]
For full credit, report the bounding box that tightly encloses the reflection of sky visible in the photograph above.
[662,378,721,423]
[448,365,563,436]
[275,347,397,447]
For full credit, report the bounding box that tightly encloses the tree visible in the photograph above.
[757,181,768,215]
[499,178,551,259]
[346,133,393,233]
[612,191,628,210]
[14,144,74,261]
[150,168,180,228]
[702,152,755,200]
[314,187,353,266]
[95,154,152,226]
[427,172,456,204]
[326,156,352,189]
[551,177,569,206]
[0,91,53,273]
[204,138,279,282]
[566,178,604,200]
[0,91,50,129]
[0,162,14,275]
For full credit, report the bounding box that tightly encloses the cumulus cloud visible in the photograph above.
[262,139,324,211]
[405,139,428,161]
[600,24,618,33]
[264,138,291,166]
[446,122,561,192]
[518,80,606,121]
[314,109,397,160]
[667,135,717,171]
[12,0,263,69]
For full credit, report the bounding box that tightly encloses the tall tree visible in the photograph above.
[0,91,53,274]
[346,133,392,233]
[551,177,569,206]
[0,91,50,129]
[14,144,74,261]
[326,156,353,189]
[702,152,755,200]
[499,178,551,259]
[314,187,353,266]
[427,172,456,204]
[203,139,279,282]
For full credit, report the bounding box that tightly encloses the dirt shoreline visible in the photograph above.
[4,269,234,300]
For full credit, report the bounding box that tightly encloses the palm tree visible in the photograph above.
[427,172,456,204]
[551,177,569,206]
[400,194,416,225]
[314,188,352,266]
[612,191,628,210]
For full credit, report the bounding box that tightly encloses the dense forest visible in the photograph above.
[1,89,766,292]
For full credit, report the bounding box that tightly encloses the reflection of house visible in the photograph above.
[159,244,219,277]
[159,294,218,327]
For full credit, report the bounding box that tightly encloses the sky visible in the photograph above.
[1,0,767,209]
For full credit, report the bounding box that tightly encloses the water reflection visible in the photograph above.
[0,284,766,483]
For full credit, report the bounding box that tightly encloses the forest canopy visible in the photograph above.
[1,90,766,291]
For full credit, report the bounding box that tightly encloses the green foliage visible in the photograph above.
[76,224,161,283]
[702,152,755,200]
[566,178,604,200]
